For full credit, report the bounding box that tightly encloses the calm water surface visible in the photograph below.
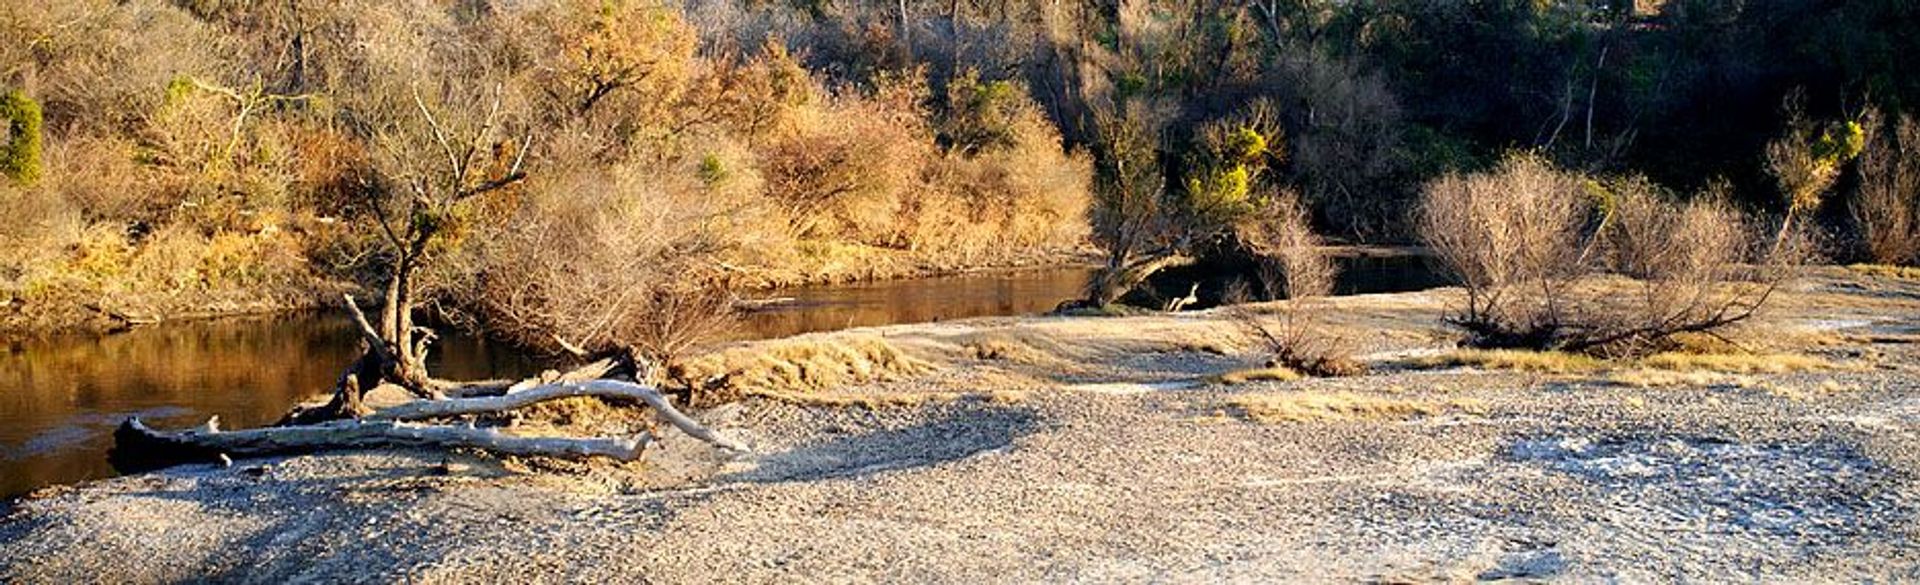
[0,257,1437,499]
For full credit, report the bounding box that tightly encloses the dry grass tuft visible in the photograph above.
[1226,391,1478,423]
[1410,349,1606,373]
[966,335,1059,364]
[1635,351,1832,374]
[1848,263,1920,280]
[507,396,651,436]
[676,334,937,402]
[1205,366,1303,385]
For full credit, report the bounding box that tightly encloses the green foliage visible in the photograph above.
[1814,120,1866,164]
[1183,164,1255,219]
[698,153,728,184]
[943,69,1024,155]
[164,75,196,108]
[0,90,43,184]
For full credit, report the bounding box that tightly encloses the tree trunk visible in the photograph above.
[1089,253,1193,307]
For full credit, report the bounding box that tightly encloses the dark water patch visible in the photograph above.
[736,266,1099,339]
[1135,248,1445,309]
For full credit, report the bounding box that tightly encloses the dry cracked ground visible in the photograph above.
[2,268,1919,582]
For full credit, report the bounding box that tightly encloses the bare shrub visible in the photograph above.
[1587,179,1776,355]
[1416,153,1589,349]
[1417,153,1799,356]
[1229,192,1359,376]
[1233,308,1365,377]
[1239,190,1333,300]
[1854,111,1920,265]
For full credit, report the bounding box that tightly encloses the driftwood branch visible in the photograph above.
[115,417,651,468]
[113,379,744,471]
[370,379,748,452]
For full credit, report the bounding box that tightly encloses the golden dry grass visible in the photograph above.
[677,334,937,399]
[1204,366,1303,385]
[510,396,652,436]
[965,335,1060,365]
[1635,351,1831,373]
[1847,263,1920,280]
[1409,349,1607,373]
[1602,369,1758,389]
[1226,391,1481,423]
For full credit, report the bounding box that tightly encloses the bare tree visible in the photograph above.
[1084,100,1183,307]
[1765,93,1863,246]
[1233,190,1360,376]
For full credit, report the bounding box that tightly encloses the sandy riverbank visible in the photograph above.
[2,268,1918,582]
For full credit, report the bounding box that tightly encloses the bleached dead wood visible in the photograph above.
[370,379,748,452]
[117,416,651,461]
[114,379,744,470]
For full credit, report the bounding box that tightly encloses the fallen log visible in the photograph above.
[112,417,650,472]
[369,379,748,452]
[112,379,744,472]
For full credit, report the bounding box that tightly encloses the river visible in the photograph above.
[0,254,1441,499]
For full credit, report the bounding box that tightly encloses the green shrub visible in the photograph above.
[0,90,43,184]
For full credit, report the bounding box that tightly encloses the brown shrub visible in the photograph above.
[1416,153,1589,348]
[1855,111,1920,265]
[1417,154,1794,356]
[466,161,737,364]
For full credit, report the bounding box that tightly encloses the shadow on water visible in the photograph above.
[0,254,1444,499]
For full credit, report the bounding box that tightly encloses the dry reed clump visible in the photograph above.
[674,334,938,403]
[1226,391,1480,423]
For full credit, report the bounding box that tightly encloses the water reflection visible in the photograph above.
[736,267,1098,339]
[0,317,539,499]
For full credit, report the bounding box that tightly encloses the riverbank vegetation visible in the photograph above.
[0,0,1090,343]
[3,0,1920,361]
